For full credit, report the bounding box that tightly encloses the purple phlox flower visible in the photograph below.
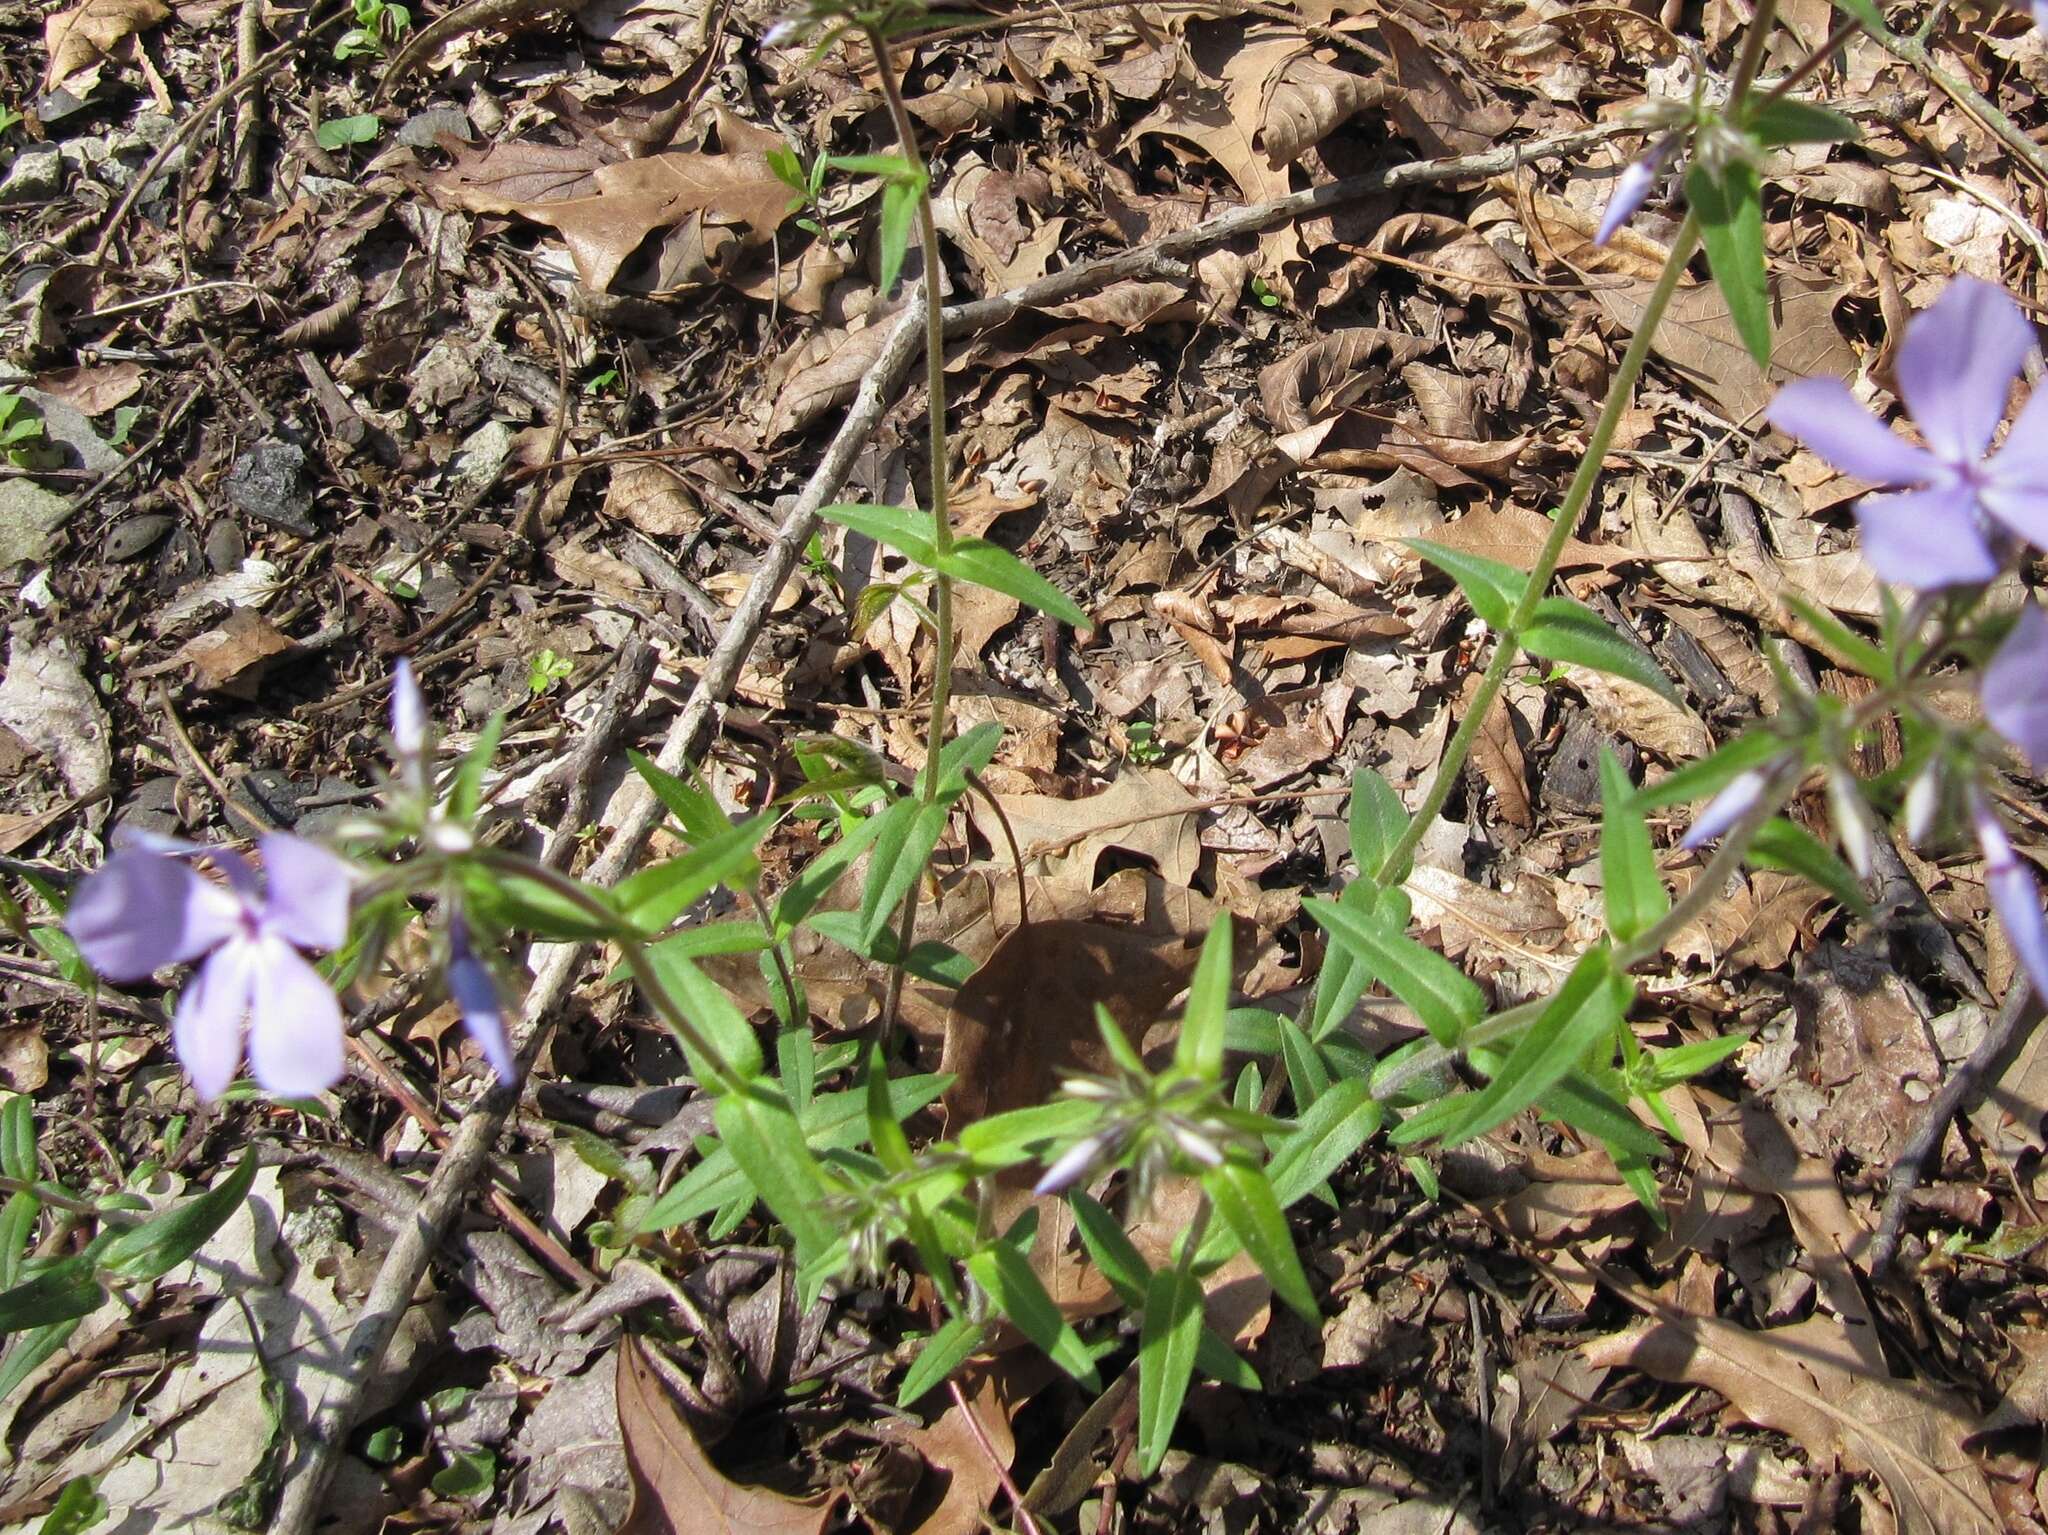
[1765,277,2048,589]
[1596,137,1676,247]
[1985,600,2048,773]
[445,916,515,1083]
[1679,768,1767,851]
[390,656,429,796]
[2032,1,2048,32]
[1032,1131,1114,1198]
[1973,794,2048,998]
[68,835,357,1101]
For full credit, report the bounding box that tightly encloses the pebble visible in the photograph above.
[225,438,316,538]
[112,776,183,840]
[203,519,245,573]
[0,145,62,203]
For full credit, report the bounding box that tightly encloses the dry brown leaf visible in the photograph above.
[907,83,1021,140]
[423,143,790,292]
[766,322,893,442]
[1460,670,1532,830]
[1593,271,1857,423]
[170,609,299,699]
[1583,1299,1998,1535]
[1562,664,1711,762]
[1260,56,1391,167]
[1380,15,1514,156]
[1260,328,1434,435]
[967,766,1204,893]
[43,0,165,90]
[1424,504,1631,573]
[885,1367,1017,1535]
[605,462,700,539]
[615,1337,837,1535]
[32,362,144,415]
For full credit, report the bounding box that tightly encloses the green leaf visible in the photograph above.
[447,710,504,822]
[0,1253,103,1332]
[1263,1078,1381,1210]
[1404,538,1525,631]
[1203,1160,1316,1322]
[857,796,947,949]
[877,174,918,296]
[1747,817,1873,917]
[1174,915,1234,1083]
[1536,1070,1665,1160]
[99,1154,257,1281]
[939,539,1090,630]
[1826,0,1890,38]
[818,502,938,566]
[1745,97,1858,147]
[1347,766,1412,886]
[1393,949,1629,1148]
[1276,1015,1331,1111]
[1195,1331,1260,1389]
[1136,1260,1204,1476]
[639,921,772,964]
[1310,880,1380,1037]
[0,1319,78,1403]
[1069,1192,1150,1308]
[37,1476,107,1535]
[954,1098,1099,1167]
[1631,729,1786,810]
[1305,896,1484,1048]
[430,1449,496,1501]
[628,751,734,843]
[1686,159,1770,368]
[1520,598,1680,702]
[863,1043,915,1177]
[640,947,765,1080]
[1781,592,1891,681]
[965,1242,1099,1387]
[1224,1007,1285,1056]
[773,798,892,932]
[1642,1031,1750,1088]
[1599,748,1668,943]
[314,113,380,151]
[612,813,775,934]
[897,1315,988,1407]
[928,719,1004,796]
[0,1193,37,1289]
[1,1095,34,1184]
[714,1081,836,1261]
[460,866,616,943]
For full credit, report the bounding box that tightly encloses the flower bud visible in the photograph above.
[1680,768,1767,851]
[1904,761,1942,848]
[1826,767,1875,880]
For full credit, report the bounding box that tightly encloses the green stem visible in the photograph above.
[865,23,956,1044]
[1374,208,1704,889]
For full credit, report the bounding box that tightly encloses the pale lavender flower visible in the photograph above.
[390,656,428,794]
[1680,768,1767,851]
[1765,278,2048,588]
[68,835,357,1100]
[1826,767,1876,880]
[1595,138,1675,246]
[1973,794,2048,996]
[1985,600,2048,772]
[1904,760,1942,846]
[1032,1132,1113,1198]
[446,916,514,1082]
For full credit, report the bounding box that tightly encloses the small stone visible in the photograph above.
[0,479,71,567]
[224,438,316,537]
[103,513,172,561]
[202,519,245,573]
[397,107,472,149]
[230,767,301,827]
[113,775,184,840]
[0,145,63,203]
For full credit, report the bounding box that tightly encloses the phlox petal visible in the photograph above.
[1764,377,1941,487]
[1985,602,2048,772]
[175,940,260,1100]
[1895,277,2032,465]
[1980,809,2048,999]
[258,834,356,951]
[447,945,514,1082]
[1595,156,1658,247]
[1854,485,2000,588]
[1033,1134,1108,1197]
[245,938,345,1098]
[1680,769,1765,851]
[390,658,427,760]
[69,853,236,980]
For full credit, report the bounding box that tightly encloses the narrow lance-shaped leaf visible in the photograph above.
[1202,1159,1317,1323]
[1403,539,1525,631]
[714,1081,837,1263]
[965,1242,1100,1388]
[1599,748,1668,943]
[896,1315,988,1407]
[818,502,939,566]
[1519,598,1681,703]
[1305,896,1484,1047]
[940,540,1091,631]
[1747,817,1873,919]
[1348,767,1412,886]
[1175,914,1234,1082]
[1687,158,1770,367]
[99,1153,258,1281]
[1136,1259,1204,1476]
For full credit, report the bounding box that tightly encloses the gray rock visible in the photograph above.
[202,518,245,572]
[114,776,184,840]
[104,513,172,561]
[0,479,70,567]
[0,144,63,203]
[225,438,316,537]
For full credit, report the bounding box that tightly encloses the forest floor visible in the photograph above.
[0,0,2046,1530]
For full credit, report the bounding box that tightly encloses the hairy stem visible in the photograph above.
[1374,208,1704,889]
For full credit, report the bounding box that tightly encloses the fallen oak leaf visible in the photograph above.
[615,1336,838,1535]
[43,0,165,91]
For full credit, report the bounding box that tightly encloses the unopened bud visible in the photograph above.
[1680,768,1767,851]
[1827,768,1875,880]
[1904,761,1941,848]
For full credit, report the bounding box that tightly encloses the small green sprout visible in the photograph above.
[527,649,574,696]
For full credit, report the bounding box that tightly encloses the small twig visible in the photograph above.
[546,638,658,867]
[230,0,265,194]
[1870,979,2042,1277]
[58,380,205,525]
[948,1376,1044,1535]
[156,686,276,838]
[1856,15,2048,190]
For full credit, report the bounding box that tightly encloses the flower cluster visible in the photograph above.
[65,664,512,1101]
